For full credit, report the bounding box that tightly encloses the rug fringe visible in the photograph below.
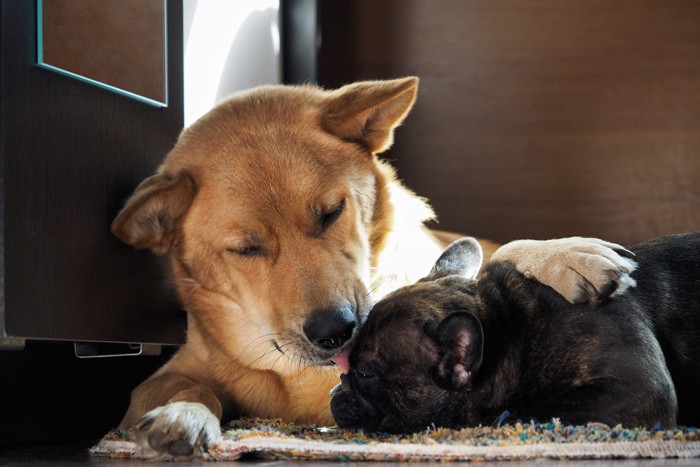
[209,436,700,461]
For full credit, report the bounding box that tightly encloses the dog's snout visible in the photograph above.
[303,304,356,350]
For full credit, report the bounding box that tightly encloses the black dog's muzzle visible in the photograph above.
[330,373,384,430]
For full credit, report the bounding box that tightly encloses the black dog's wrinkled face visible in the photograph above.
[331,238,485,433]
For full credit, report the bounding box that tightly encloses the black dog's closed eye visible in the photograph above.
[320,199,346,232]
[353,365,380,381]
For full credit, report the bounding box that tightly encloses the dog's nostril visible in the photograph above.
[316,337,342,350]
[303,304,356,351]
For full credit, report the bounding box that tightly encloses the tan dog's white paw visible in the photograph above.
[131,401,221,459]
[491,237,638,305]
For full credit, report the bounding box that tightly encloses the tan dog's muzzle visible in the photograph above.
[302,301,357,351]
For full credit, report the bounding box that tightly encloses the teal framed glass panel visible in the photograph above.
[37,0,168,107]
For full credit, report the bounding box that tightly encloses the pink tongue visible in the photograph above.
[331,347,351,374]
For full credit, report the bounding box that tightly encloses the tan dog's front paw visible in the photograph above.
[131,401,221,459]
[491,237,638,305]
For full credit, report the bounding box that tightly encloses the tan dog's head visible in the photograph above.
[111,78,418,374]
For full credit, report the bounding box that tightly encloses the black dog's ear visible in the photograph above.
[432,312,484,390]
[425,237,483,281]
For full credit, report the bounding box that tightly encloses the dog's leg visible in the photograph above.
[491,237,638,305]
[119,373,223,458]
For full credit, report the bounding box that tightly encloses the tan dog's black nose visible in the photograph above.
[303,304,356,350]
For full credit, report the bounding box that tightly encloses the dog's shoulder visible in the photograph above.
[624,233,700,318]
[627,233,700,374]
[630,232,700,280]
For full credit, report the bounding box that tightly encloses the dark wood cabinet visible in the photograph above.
[0,0,185,443]
[1,0,185,346]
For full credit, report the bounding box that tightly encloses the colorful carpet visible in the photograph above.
[90,418,700,461]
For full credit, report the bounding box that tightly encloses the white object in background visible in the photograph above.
[183,0,280,127]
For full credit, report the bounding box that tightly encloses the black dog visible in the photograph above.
[331,233,700,433]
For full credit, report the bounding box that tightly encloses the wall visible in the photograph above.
[318,0,700,245]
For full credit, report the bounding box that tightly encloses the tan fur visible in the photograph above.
[113,78,486,429]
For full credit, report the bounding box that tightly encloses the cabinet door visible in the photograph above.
[1,0,186,344]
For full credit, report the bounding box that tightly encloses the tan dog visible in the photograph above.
[111,78,635,457]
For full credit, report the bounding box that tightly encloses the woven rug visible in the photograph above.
[90,418,700,462]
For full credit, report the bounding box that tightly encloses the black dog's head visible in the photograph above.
[330,238,486,433]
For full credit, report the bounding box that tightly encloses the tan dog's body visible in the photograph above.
[112,78,634,457]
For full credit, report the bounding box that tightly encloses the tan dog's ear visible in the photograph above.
[323,77,419,154]
[111,171,196,254]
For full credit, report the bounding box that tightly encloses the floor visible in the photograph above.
[1,439,699,467]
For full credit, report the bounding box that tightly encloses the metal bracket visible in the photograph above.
[74,342,162,358]
[0,336,26,350]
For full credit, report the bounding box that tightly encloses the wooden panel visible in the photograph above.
[318,0,700,245]
[41,0,166,103]
[1,0,185,343]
